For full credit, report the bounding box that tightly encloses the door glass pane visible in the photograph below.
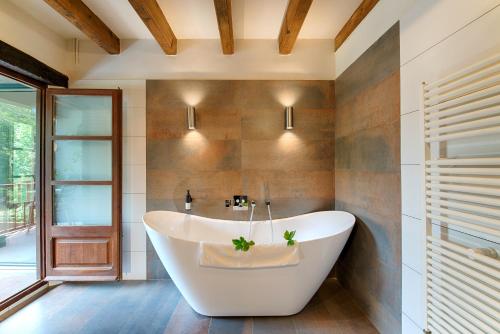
[54,140,112,181]
[54,95,112,136]
[0,73,40,301]
[54,185,112,226]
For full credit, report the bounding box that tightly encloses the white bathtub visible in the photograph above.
[143,210,355,316]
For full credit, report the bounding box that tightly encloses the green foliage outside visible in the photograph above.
[0,100,36,225]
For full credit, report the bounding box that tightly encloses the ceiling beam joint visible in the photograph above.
[43,0,120,55]
[129,0,177,55]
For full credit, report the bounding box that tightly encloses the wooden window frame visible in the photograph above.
[0,65,48,312]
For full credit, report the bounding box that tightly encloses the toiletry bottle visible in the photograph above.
[185,190,192,211]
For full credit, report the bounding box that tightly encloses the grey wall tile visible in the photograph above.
[334,22,402,334]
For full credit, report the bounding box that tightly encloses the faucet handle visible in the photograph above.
[265,200,271,206]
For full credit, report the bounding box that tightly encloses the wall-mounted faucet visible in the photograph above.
[248,200,256,239]
[265,200,274,243]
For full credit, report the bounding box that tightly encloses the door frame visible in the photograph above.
[44,89,122,281]
[0,65,48,312]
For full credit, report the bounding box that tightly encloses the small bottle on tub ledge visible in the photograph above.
[185,190,192,211]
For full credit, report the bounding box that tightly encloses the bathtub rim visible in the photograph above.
[142,210,355,245]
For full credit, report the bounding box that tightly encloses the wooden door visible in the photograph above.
[44,89,121,281]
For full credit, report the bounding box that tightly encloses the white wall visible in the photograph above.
[72,39,334,80]
[0,1,71,76]
[333,0,500,332]
[71,79,147,280]
[399,1,500,333]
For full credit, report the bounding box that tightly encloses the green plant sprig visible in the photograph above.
[232,236,255,252]
[284,230,296,246]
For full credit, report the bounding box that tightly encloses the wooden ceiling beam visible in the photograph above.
[129,0,177,55]
[278,0,314,55]
[43,0,120,54]
[334,0,379,51]
[213,0,234,54]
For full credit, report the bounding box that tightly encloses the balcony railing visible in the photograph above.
[0,182,36,236]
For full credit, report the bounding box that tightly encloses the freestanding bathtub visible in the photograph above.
[143,210,355,316]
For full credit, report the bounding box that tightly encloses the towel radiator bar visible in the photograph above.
[422,53,500,333]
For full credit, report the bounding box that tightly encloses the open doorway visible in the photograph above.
[0,72,42,303]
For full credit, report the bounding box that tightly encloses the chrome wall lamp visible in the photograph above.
[285,106,293,130]
[187,106,196,130]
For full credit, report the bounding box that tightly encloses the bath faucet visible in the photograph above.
[248,201,256,240]
[265,200,274,242]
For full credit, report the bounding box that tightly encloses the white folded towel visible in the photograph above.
[199,241,300,269]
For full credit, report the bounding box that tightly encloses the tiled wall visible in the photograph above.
[334,23,401,334]
[399,1,500,332]
[146,80,335,279]
[71,80,147,280]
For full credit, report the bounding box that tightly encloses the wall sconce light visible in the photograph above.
[187,106,196,130]
[285,106,294,130]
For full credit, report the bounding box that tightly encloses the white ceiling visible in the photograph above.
[8,0,361,40]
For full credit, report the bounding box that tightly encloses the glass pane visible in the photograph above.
[54,141,112,181]
[0,73,40,300]
[54,95,112,136]
[54,186,111,226]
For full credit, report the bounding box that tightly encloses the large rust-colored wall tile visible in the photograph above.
[234,81,333,110]
[336,200,401,268]
[147,79,335,278]
[335,23,400,106]
[147,80,239,110]
[147,170,242,200]
[242,170,334,200]
[241,108,334,141]
[148,139,241,171]
[336,121,400,174]
[336,71,400,139]
[335,170,401,222]
[242,139,334,171]
[147,80,241,140]
[147,107,241,140]
[147,197,333,222]
[335,22,401,334]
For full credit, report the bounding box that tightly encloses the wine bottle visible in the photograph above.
[185,190,192,211]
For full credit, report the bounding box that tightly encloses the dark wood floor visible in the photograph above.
[0,278,378,334]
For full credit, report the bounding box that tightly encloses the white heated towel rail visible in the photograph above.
[423,53,500,334]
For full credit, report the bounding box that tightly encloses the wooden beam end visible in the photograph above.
[279,47,291,55]
[107,41,121,55]
[334,0,379,51]
[129,0,178,56]
[163,38,177,55]
[222,48,234,55]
